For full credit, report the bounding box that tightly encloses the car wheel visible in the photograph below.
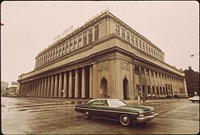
[119,114,130,126]
[83,111,91,119]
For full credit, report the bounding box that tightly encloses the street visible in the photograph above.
[1,97,199,134]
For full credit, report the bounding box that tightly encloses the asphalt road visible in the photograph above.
[1,97,199,134]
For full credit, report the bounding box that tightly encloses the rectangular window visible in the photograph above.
[148,86,150,94]
[131,35,134,45]
[78,34,82,48]
[116,25,120,35]
[89,28,93,44]
[95,25,99,40]
[135,65,139,72]
[83,31,87,46]
[126,32,130,41]
[151,71,154,77]
[139,39,141,49]
[121,28,125,39]
[74,37,78,50]
[152,86,155,94]
[70,40,73,51]
[135,37,138,46]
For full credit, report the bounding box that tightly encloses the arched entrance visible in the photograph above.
[123,77,129,99]
[100,77,108,98]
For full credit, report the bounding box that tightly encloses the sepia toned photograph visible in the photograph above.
[1,1,199,134]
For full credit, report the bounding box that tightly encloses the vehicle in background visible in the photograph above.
[189,96,199,103]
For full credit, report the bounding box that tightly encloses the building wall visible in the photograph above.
[18,11,188,99]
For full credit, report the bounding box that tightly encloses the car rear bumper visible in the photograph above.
[137,113,158,122]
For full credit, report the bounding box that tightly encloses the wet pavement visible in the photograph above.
[1,97,199,134]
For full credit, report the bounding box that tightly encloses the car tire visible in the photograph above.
[119,114,131,126]
[83,111,91,119]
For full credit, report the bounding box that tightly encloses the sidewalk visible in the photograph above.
[125,98,183,105]
[4,96,186,105]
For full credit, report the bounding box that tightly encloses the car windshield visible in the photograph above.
[108,99,127,107]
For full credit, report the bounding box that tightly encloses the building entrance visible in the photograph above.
[100,77,108,98]
[123,77,129,99]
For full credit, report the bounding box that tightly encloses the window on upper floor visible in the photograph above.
[146,44,148,52]
[142,42,145,51]
[131,35,134,45]
[83,31,87,46]
[74,37,78,50]
[135,65,139,72]
[121,28,125,39]
[139,39,142,49]
[151,71,154,77]
[116,25,120,35]
[155,72,157,78]
[141,67,145,74]
[126,32,130,42]
[95,25,99,40]
[78,34,82,48]
[89,28,93,44]
[70,40,73,51]
[135,37,138,46]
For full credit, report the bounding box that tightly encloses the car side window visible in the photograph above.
[91,100,109,106]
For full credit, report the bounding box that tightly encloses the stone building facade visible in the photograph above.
[18,11,188,99]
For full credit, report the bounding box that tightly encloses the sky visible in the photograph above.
[1,1,199,85]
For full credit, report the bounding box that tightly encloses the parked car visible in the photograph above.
[74,99,158,126]
[189,96,199,103]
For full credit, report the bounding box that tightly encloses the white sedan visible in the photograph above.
[189,96,199,103]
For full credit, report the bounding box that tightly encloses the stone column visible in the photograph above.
[43,77,47,97]
[75,69,79,98]
[81,68,86,98]
[50,75,54,97]
[54,74,58,97]
[47,76,50,97]
[68,71,72,98]
[38,79,41,97]
[89,65,93,98]
[63,72,67,98]
[36,80,38,97]
[58,73,63,97]
[40,78,44,97]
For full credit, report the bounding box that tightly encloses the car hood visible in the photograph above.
[118,104,154,113]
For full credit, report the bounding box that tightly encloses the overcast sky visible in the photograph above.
[1,1,199,84]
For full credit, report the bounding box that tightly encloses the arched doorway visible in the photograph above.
[100,77,108,98]
[123,77,129,99]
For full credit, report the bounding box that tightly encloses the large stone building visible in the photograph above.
[184,67,199,97]
[18,11,188,100]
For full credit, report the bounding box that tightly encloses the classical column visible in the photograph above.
[75,69,79,98]
[43,77,47,97]
[40,78,44,97]
[58,73,63,97]
[33,80,36,97]
[81,68,86,98]
[89,65,93,98]
[63,72,67,98]
[30,82,33,96]
[54,74,58,97]
[35,80,38,97]
[47,76,50,97]
[50,75,54,97]
[68,71,72,98]
[37,79,41,97]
